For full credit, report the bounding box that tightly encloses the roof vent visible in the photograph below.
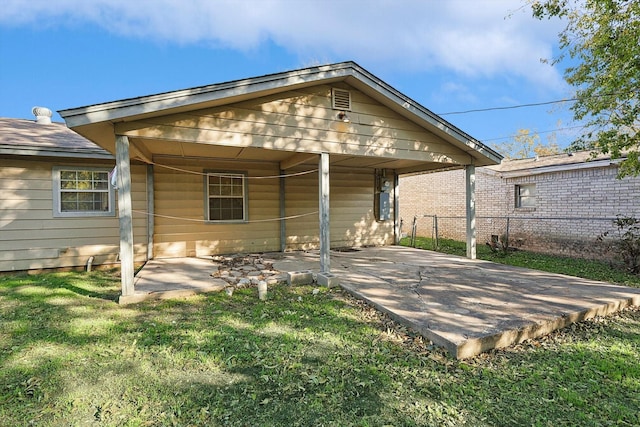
[332,88,351,111]
[32,106,53,124]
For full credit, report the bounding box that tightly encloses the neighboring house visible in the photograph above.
[400,151,640,258]
[0,109,151,272]
[56,61,501,296]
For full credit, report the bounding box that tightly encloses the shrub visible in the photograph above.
[487,233,510,256]
[598,215,640,275]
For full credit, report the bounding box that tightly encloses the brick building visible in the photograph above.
[399,151,640,258]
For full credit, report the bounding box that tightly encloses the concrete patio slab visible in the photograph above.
[118,257,226,305]
[119,247,640,359]
[321,247,640,359]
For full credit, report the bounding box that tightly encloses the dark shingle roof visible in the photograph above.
[0,118,113,159]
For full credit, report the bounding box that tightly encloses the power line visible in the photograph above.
[438,91,636,116]
[438,91,635,143]
[150,162,318,179]
[481,124,588,144]
[132,209,319,224]
[438,97,578,116]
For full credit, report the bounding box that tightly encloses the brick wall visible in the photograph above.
[399,163,640,258]
[400,169,465,238]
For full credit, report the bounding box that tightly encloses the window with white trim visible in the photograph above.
[515,184,536,208]
[205,172,247,222]
[52,166,115,217]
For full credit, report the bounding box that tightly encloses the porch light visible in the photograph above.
[337,111,350,123]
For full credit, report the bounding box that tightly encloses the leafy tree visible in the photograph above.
[530,0,640,176]
[492,129,560,159]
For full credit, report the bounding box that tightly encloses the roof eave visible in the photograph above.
[497,158,619,178]
[59,61,502,166]
[0,145,114,159]
[341,66,502,165]
[59,62,357,128]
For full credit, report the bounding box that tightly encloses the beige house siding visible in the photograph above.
[134,83,410,259]
[284,165,319,251]
[152,158,395,258]
[152,158,282,258]
[285,166,394,251]
[118,84,471,169]
[330,168,394,248]
[400,162,640,258]
[0,157,148,271]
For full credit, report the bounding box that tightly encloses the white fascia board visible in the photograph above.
[345,65,502,165]
[58,61,502,165]
[59,63,355,128]
[0,145,114,159]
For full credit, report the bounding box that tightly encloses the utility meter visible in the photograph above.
[375,172,391,221]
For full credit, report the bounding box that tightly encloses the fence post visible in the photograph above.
[505,216,510,249]
[430,216,434,246]
[434,215,439,250]
[411,216,417,247]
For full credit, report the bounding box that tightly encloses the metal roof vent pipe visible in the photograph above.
[32,106,53,124]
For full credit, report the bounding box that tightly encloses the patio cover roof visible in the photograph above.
[59,61,502,172]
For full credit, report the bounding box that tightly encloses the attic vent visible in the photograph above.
[332,88,351,111]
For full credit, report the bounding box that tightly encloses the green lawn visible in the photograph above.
[1,269,639,426]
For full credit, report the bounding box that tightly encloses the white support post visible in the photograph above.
[319,152,330,273]
[393,172,400,244]
[280,170,286,252]
[116,135,135,296]
[465,164,477,260]
[146,164,154,261]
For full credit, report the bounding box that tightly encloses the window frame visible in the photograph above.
[515,183,537,209]
[204,170,248,223]
[52,166,116,217]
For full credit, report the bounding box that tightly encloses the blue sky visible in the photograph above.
[0,0,579,151]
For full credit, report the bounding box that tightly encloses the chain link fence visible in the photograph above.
[406,214,618,259]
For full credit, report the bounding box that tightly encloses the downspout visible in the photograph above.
[86,256,95,272]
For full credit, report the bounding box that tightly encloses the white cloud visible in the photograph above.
[431,81,479,107]
[1,0,566,88]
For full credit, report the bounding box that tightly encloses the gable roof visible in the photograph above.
[59,61,502,167]
[0,117,113,159]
